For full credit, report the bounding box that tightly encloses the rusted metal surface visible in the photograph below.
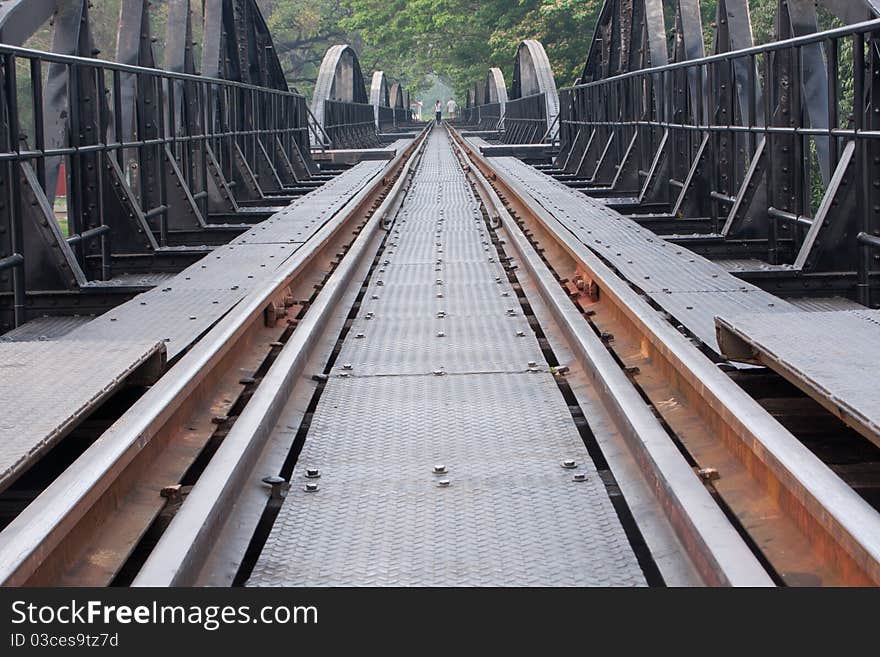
[0,136,417,587]
[453,125,880,586]
[132,126,429,586]
[450,126,772,586]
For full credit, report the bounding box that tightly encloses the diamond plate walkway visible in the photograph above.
[248,128,646,586]
[0,158,397,493]
[466,137,799,353]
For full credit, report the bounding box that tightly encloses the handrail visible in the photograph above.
[0,42,305,98]
[562,17,880,92]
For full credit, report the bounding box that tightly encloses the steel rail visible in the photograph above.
[0,135,424,587]
[447,127,772,586]
[451,129,880,586]
[132,126,430,586]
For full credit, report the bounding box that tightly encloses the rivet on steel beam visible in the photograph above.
[433,369,445,376]
[305,468,321,479]
[516,331,525,337]
[160,484,183,502]
[698,468,720,483]
[304,482,320,493]
[342,363,353,371]
[562,460,578,469]
[433,464,448,474]
[572,473,588,483]
[437,331,446,338]
[436,479,451,488]
[355,333,365,339]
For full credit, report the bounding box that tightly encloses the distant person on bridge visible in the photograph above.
[435,100,442,125]
[446,98,457,120]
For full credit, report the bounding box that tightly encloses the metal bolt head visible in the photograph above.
[371,294,379,300]
[561,459,577,469]
[342,363,353,371]
[376,280,384,286]
[516,331,525,337]
[437,331,445,338]
[304,482,320,493]
[433,464,448,474]
[433,369,445,376]
[355,332,365,339]
[698,467,720,482]
[305,468,321,479]
[572,473,588,482]
[528,361,538,368]
[436,479,451,488]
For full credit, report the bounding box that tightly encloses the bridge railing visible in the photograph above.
[323,99,379,148]
[393,107,409,127]
[0,42,314,328]
[503,93,547,143]
[474,102,502,131]
[557,17,880,305]
[376,105,395,131]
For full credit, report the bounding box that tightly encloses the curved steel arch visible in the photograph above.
[311,44,369,132]
[484,67,508,108]
[511,40,559,136]
[389,82,405,109]
[369,71,390,129]
[370,71,390,108]
[0,0,59,46]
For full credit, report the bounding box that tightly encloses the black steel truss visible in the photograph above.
[0,0,324,332]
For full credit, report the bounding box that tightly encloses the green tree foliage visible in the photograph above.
[339,0,605,98]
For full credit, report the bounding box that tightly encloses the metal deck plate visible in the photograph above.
[716,310,880,445]
[249,129,646,586]
[61,162,389,360]
[0,339,164,491]
[0,159,390,492]
[248,373,645,586]
[487,156,798,352]
[1,316,93,342]
[66,286,246,360]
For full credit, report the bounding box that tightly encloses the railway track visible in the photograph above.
[2,125,880,586]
